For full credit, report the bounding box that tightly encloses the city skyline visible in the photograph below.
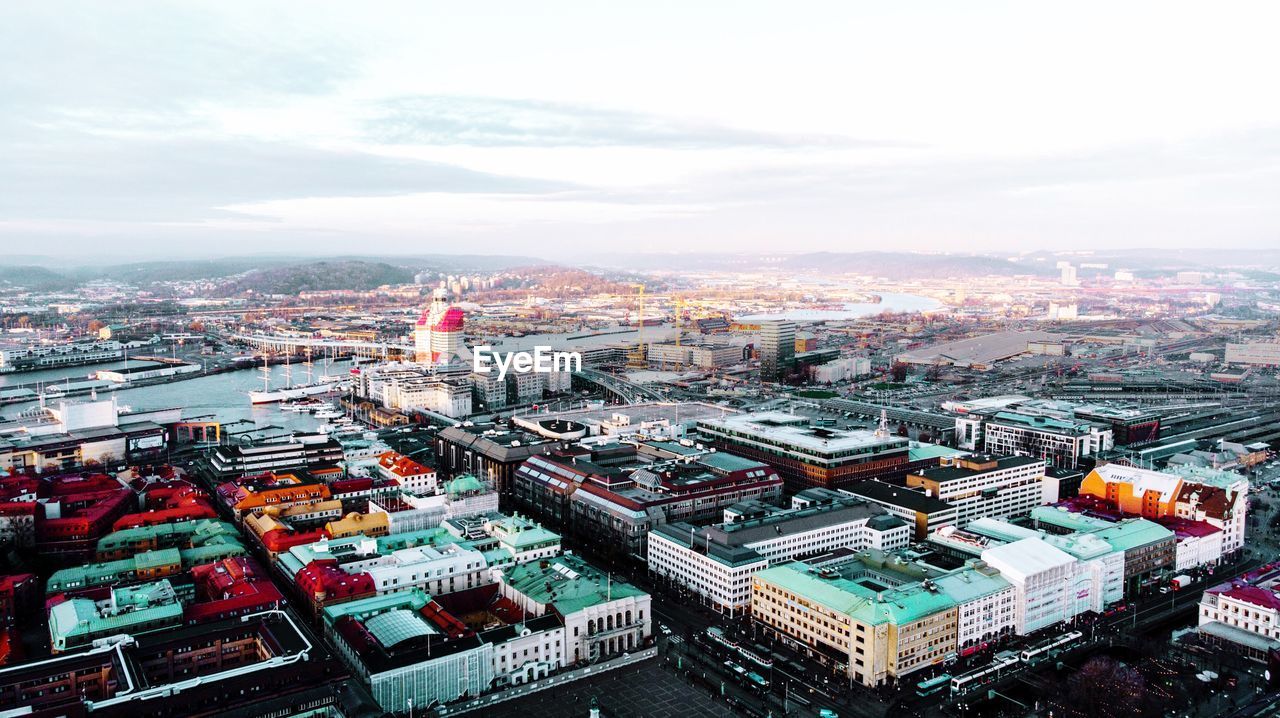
[4,1,1280,258]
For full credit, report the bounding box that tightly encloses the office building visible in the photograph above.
[696,412,910,492]
[647,490,909,612]
[513,440,784,560]
[759,320,796,381]
[905,454,1051,528]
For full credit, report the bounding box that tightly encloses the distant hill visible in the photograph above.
[581,251,1049,278]
[213,260,415,296]
[0,265,77,291]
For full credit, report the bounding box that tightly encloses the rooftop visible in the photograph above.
[502,554,645,615]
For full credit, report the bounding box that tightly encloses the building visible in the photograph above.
[414,288,469,366]
[513,441,784,560]
[384,376,473,417]
[435,422,572,499]
[647,490,909,613]
[1225,342,1280,367]
[207,433,344,480]
[375,451,438,494]
[0,610,335,717]
[810,356,872,384]
[972,412,1110,469]
[1079,463,1247,556]
[216,471,334,521]
[1198,565,1280,662]
[759,320,796,382]
[696,412,910,492]
[498,553,651,665]
[751,553,1013,687]
[49,580,186,652]
[0,575,35,627]
[95,519,241,561]
[980,538,1082,634]
[939,512,1172,601]
[843,480,957,540]
[905,455,1051,528]
[1034,504,1222,573]
[896,331,1059,371]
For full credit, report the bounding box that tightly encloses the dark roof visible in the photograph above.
[915,455,1043,483]
[846,480,953,513]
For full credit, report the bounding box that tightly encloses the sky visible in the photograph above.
[3,1,1280,261]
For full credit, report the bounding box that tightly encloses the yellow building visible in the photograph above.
[325,511,390,540]
[752,558,958,687]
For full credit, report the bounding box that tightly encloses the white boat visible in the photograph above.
[249,353,336,404]
[314,408,343,420]
[249,383,334,404]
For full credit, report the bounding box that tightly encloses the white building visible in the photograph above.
[499,554,651,665]
[1225,342,1280,367]
[375,451,438,494]
[906,455,1051,528]
[810,357,872,384]
[981,537,1080,634]
[1198,567,1280,661]
[384,377,473,418]
[647,491,910,612]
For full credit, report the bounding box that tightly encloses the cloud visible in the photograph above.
[0,130,574,223]
[0,3,355,111]
[365,95,904,149]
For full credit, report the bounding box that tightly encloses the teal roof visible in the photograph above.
[932,565,1012,604]
[755,561,956,626]
[1091,519,1173,552]
[502,554,645,615]
[1031,506,1112,532]
[48,581,184,650]
[322,589,432,627]
[446,474,486,496]
[490,515,561,550]
[96,519,238,553]
[908,442,967,462]
[1164,464,1248,490]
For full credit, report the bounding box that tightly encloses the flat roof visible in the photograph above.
[698,411,908,455]
[845,480,953,513]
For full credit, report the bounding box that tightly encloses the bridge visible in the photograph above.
[228,333,412,360]
[576,368,667,404]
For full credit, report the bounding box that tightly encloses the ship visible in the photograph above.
[248,352,343,404]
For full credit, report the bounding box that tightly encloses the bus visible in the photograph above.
[916,674,951,697]
[746,671,770,689]
[1019,631,1083,664]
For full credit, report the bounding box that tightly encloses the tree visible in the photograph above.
[1069,657,1146,718]
[890,362,910,383]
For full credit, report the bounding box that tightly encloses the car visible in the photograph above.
[819,710,840,718]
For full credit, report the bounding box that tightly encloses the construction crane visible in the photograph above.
[627,284,648,369]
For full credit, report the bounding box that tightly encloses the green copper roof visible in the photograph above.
[446,474,486,496]
[322,588,432,627]
[756,561,956,626]
[502,554,645,615]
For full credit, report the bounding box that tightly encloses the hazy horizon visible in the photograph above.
[4,2,1280,258]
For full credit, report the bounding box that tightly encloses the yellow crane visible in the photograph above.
[627,284,648,369]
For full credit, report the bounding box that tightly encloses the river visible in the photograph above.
[1,361,334,435]
[734,291,943,321]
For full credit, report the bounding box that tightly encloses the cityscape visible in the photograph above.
[4,4,1280,718]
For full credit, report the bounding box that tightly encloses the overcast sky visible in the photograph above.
[3,1,1279,260]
